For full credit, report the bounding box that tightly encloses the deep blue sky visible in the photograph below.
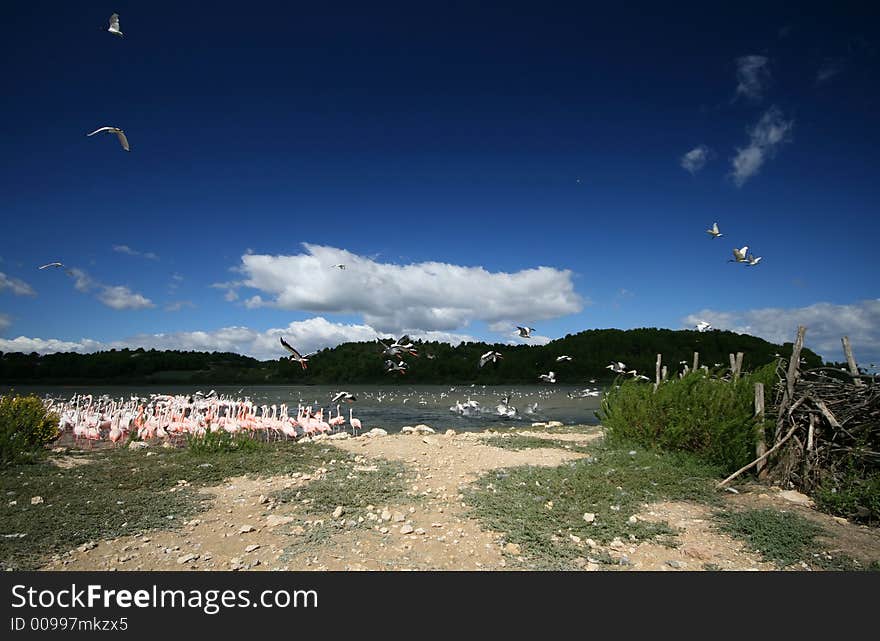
[1,1,878,362]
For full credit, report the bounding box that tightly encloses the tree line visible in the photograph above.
[0,328,823,385]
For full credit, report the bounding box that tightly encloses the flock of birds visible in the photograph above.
[706,221,763,266]
[46,389,370,448]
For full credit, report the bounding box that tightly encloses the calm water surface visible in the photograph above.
[4,384,603,432]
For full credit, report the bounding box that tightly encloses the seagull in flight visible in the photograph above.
[729,246,749,263]
[479,351,503,368]
[706,222,723,238]
[107,13,124,38]
[556,355,573,362]
[746,254,762,266]
[330,263,346,270]
[330,391,357,404]
[606,361,627,374]
[538,371,556,383]
[384,360,408,374]
[87,126,130,151]
[695,321,712,332]
[279,337,314,369]
[38,262,65,270]
[516,326,535,338]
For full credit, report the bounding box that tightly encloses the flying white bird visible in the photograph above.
[279,337,314,369]
[538,371,556,383]
[516,326,535,338]
[746,254,762,266]
[479,351,503,368]
[556,355,573,362]
[706,222,723,238]
[38,262,65,270]
[695,321,712,332]
[729,246,749,263]
[384,360,408,374]
[330,391,356,404]
[107,13,123,38]
[87,126,130,151]
[330,263,346,270]
[606,362,627,374]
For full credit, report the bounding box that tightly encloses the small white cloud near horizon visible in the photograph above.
[113,245,159,260]
[0,272,36,297]
[229,243,584,334]
[735,55,771,102]
[680,145,711,174]
[730,106,794,186]
[683,298,880,363]
[0,317,478,360]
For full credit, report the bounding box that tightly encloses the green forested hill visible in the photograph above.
[0,328,822,385]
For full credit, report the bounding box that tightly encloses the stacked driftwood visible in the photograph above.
[719,326,879,494]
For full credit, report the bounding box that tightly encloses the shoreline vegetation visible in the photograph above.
[0,328,822,385]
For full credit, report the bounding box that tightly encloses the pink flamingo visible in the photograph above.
[349,408,362,436]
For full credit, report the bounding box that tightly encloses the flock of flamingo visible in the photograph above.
[47,391,365,448]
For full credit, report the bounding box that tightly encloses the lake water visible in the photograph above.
[3,384,604,432]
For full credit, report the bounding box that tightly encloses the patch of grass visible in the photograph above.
[483,434,593,454]
[184,430,264,454]
[813,468,880,525]
[274,457,413,563]
[514,424,600,436]
[274,458,411,523]
[0,441,333,570]
[464,442,722,569]
[713,508,871,570]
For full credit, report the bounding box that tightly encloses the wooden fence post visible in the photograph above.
[776,325,806,444]
[654,354,662,392]
[734,352,744,381]
[693,351,699,372]
[729,353,736,373]
[755,382,767,478]
[661,365,668,381]
[842,336,865,388]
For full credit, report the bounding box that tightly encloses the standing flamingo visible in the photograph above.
[349,408,362,436]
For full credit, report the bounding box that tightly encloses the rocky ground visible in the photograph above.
[41,425,880,571]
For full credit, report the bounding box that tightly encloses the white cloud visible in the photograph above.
[231,244,584,333]
[680,145,711,174]
[0,317,477,360]
[165,300,196,312]
[65,267,154,311]
[730,106,794,186]
[113,245,159,260]
[0,313,10,331]
[735,55,771,101]
[816,59,845,85]
[0,272,36,297]
[97,286,155,310]
[683,299,880,363]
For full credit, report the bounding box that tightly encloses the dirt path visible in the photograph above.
[41,428,880,571]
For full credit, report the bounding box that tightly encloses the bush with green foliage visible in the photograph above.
[598,364,777,474]
[184,429,263,454]
[0,393,60,466]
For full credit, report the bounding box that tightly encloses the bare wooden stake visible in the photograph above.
[807,413,817,452]
[661,365,668,381]
[729,353,737,373]
[776,325,807,443]
[735,352,744,380]
[754,383,767,478]
[842,336,865,388]
[654,354,662,392]
[693,351,699,371]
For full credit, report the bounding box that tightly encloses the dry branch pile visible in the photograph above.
[718,328,879,519]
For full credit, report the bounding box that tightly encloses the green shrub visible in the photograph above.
[813,466,880,523]
[598,364,777,474]
[0,393,61,466]
[184,429,263,454]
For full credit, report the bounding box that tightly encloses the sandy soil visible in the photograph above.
[42,428,880,571]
